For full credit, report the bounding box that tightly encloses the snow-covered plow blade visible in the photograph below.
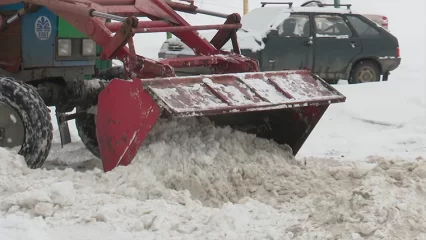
[96,69,346,172]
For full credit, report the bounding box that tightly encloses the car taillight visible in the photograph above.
[396,47,400,58]
[382,16,388,27]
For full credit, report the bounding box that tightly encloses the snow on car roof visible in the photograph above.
[162,5,359,53]
[241,6,356,33]
[240,7,291,32]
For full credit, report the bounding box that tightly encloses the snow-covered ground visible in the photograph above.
[1,0,425,239]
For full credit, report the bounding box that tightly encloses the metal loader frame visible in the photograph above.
[0,0,346,172]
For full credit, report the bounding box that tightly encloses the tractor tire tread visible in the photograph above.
[75,76,113,159]
[75,104,100,159]
[0,76,53,168]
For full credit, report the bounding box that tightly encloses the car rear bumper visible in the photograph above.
[378,57,401,73]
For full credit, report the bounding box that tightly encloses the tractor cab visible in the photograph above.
[0,3,111,81]
[0,3,112,147]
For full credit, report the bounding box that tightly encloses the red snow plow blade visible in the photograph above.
[96,69,345,172]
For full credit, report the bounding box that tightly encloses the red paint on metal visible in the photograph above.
[6,0,346,172]
[31,0,254,78]
[163,0,198,13]
[28,0,92,17]
[0,12,21,72]
[91,0,135,5]
[230,31,240,54]
[96,79,161,172]
[133,0,181,24]
[52,7,175,78]
[0,0,22,5]
[289,105,329,155]
[106,20,169,32]
[203,81,233,106]
[210,14,240,51]
[148,0,219,55]
[133,23,241,33]
[97,6,150,17]
[266,77,294,99]
[159,54,259,73]
[138,69,345,117]
[100,25,130,59]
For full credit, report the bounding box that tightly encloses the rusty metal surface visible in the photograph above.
[143,69,346,116]
[132,23,241,33]
[0,12,21,72]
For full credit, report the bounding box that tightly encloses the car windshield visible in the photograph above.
[240,7,290,32]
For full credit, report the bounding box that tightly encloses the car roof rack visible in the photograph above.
[317,3,352,9]
[261,2,293,7]
[300,1,352,9]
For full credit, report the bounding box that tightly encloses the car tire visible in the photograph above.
[0,76,53,168]
[349,61,381,84]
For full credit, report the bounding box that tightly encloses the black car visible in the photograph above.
[158,3,401,84]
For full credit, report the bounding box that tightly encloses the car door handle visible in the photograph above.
[304,40,313,46]
[350,42,359,48]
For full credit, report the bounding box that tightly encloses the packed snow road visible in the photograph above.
[1,117,426,240]
[1,0,426,239]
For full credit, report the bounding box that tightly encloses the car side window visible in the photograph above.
[346,15,380,37]
[277,14,310,38]
[314,14,353,38]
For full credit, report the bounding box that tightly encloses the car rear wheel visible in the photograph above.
[350,61,381,84]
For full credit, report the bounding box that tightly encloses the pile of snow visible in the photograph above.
[1,0,425,238]
[126,118,297,207]
[1,118,426,239]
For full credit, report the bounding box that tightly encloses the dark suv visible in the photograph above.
[158,3,401,84]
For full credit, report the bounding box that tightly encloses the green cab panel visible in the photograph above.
[58,18,87,38]
[57,17,113,77]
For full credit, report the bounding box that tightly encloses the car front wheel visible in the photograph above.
[349,61,381,84]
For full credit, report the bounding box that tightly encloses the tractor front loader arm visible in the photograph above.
[0,0,346,172]
[1,0,252,78]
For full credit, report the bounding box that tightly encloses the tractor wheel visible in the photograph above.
[0,76,53,168]
[349,61,381,84]
[75,104,100,159]
[75,74,117,159]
